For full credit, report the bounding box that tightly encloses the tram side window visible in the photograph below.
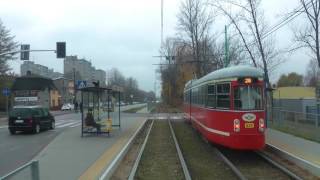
[201,85,206,106]
[216,83,230,109]
[207,84,216,108]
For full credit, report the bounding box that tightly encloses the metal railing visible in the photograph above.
[271,107,320,127]
[269,107,320,142]
[0,160,39,180]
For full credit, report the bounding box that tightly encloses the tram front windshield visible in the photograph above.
[234,86,263,110]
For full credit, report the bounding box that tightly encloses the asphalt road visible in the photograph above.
[0,104,147,177]
[0,112,82,176]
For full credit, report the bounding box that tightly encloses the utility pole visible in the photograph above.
[6,95,9,116]
[73,68,76,104]
[161,0,164,47]
[224,25,229,68]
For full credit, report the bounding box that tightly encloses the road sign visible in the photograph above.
[77,80,87,89]
[2,88,10,96]
[20,44,30,60]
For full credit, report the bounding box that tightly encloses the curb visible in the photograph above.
[266,143,320,177]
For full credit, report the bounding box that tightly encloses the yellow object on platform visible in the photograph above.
[100,118,112,132]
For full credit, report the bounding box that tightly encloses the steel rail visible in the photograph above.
[128,119,154,180]
[256,151,303,180]
[168,118,192,180]
[214,148,248,180]
[99,119,149,180]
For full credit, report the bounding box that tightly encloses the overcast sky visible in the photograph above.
[0,0,310,93]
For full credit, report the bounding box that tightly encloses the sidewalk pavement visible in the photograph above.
[29,115,147,180]
[0,117,7,126]
[266,128,320,166]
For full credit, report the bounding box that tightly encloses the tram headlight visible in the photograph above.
[259,118,265,132]
[234,119,240,132]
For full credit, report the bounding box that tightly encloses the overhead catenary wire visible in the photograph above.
[261,0,313,39]
[154,0,313,66]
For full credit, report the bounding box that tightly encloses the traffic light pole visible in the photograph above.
[6,96,8,116]
[0,49,56,56]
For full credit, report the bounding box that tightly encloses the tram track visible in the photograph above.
[170,117,313,180]
[131,117,189,180]
[215,146,304,180]
[108,115,190,180]
[104,113,315,180]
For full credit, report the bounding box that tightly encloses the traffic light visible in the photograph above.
[56,42,66,58]
[20,44,30,60]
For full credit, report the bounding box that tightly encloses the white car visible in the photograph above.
[61,103,74,111]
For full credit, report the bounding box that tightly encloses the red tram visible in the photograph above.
[183,66,266,150]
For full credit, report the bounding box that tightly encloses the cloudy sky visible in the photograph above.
[0,0,310,93]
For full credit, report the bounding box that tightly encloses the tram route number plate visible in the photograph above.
[245,123,254,128]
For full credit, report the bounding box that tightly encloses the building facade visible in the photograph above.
[21,61,63,79]
[53,77,75,106]
[64,56,106,87]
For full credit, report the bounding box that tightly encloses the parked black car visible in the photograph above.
[8,106,55,134]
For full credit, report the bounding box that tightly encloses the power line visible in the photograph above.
[261,0,313,39]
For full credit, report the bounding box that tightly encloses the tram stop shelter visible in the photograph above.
[79,86,121,137]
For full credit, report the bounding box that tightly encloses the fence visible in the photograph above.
[0,160,39,180]
[270,107,320,142]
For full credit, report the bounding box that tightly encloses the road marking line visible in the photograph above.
[0,125,8,129]
[70,123,81,128]
[171,116,182,119]
[56,122,78,128]
[55,119,79,125]
[55,121,76,126]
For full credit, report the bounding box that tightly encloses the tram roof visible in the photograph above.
[185,65,263,89]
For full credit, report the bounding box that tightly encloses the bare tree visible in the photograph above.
[0,19,18,75]
[177,0,214,77]
[304,58,319,86]
[210,0,283,88]
[293,0,320,68]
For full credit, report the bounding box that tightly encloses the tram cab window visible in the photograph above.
[234,86,263,110]
[216,83,230,109]
[207,84,216,108]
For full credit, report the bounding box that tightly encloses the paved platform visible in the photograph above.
[266,128,320,167]
[136,106,148,113]
[11,115,147,180]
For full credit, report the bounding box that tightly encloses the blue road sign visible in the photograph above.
[77,80,87,89]
[2,88,10,96]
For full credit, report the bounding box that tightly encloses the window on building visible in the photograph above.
[216,83,230,109]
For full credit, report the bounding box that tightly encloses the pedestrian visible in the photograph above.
[85,108,101,133]
[75,101,78,112]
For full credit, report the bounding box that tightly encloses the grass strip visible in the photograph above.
[135,120,184,180]
[172,120,237,180]
[269,123,320,143]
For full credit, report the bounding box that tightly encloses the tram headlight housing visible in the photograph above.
[259,118,265,132]
[234,119,240,132]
